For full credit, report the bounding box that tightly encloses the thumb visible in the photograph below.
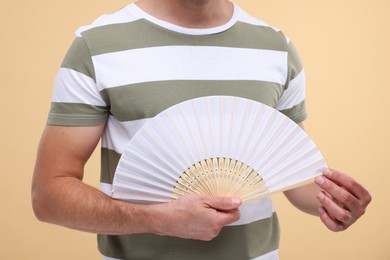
[206,196,242,211]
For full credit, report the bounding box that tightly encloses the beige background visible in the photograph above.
[1,0,389,259]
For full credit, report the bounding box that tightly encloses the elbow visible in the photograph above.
[31,192,46,222]
[31,186,52,223]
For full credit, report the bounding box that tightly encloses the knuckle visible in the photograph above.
[209,221,222,232]
[330,226,341,232]
[320,195,331,207]
[349,180,359,190]
[331,222,345,232]
[199,234,212,241]
[336,225,346,232]
[339,193,355,205]
[365,193,372,205]
[357,205,366,216]
[199,223,221,241]
[209,225,221,238]
[202,233,214,241]
[322,219,340,232]
[339,211,352,222]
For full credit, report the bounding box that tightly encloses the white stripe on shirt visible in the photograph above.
[92,46,288,90]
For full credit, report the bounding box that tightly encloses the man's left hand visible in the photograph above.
[315,169,372,231]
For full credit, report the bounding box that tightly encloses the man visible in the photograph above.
[32,0,371,259]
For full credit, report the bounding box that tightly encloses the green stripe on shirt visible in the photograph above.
[102,80,283,122]
[82,20,289,56]
[98,212,280,260]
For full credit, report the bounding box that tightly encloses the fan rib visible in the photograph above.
[153,116,192,171]
[192,99,209,161]
[178,105,203,162]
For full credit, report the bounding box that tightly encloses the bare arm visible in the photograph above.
[283,123,372,231]
[32,125,241,240]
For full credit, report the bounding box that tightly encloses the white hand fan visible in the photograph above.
[112,96,327,204]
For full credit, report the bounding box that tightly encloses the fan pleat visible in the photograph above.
[259,133,310,175]
[242,109,277,168]
[264,147,322,185]
[256,125,302,172]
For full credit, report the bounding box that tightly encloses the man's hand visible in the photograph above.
[315,169,372,232]
[154,195,241,241]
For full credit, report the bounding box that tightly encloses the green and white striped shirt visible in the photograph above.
[48,3,307,260]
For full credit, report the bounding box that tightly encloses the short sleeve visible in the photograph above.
[47,37,109,126]
[275,40,307,123]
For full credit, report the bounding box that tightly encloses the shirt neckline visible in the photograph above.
[129,2,240,36]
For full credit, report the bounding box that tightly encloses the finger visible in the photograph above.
[203,196,241,225]
[317,191,354,224]
[315,175,360,212]
[215,207,241,225]
[205,196,242,211]
[323,169,372,206]
[318,207,346,232]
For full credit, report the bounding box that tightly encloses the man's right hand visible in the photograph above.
[152,194,242,241]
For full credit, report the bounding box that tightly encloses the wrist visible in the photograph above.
[116,200,168,236]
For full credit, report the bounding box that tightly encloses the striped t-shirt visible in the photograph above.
[48,3,307,260]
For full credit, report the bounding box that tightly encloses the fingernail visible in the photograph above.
[315,176,325,185]
[324,169,332,176]
[232,197,242,205]
[317,192,325,200]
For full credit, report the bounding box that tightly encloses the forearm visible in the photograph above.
[32,175,242,240]
[283,182,322,216]
[32,176,161,235]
